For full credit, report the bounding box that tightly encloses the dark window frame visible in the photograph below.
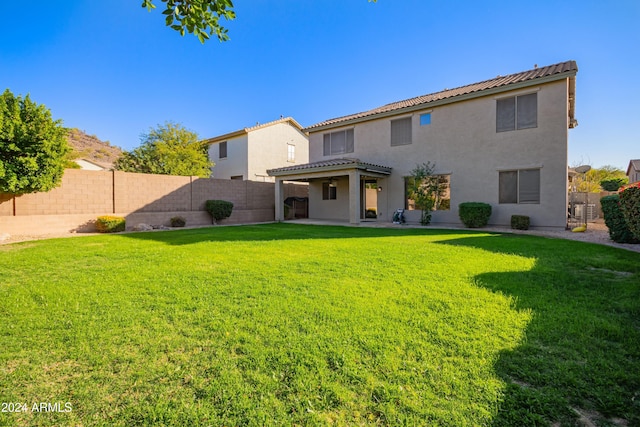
[496,93,538,132]
[499,169,540,204]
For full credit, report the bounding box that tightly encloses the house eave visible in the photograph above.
[305,71,578,134]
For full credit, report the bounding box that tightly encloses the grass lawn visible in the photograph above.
[0,223,639,426]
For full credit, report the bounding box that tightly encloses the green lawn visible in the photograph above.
[0,223,638,426]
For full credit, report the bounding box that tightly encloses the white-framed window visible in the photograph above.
[499,169,540,204]
[219,141,228,159]
[323,129,354,156]
[391,117,412,146]
[322,182,337,200]
[287,144,295,162]
[496,93,537,132]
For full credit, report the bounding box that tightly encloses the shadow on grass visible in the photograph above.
[434,234,640,426]
[115,223,640,424]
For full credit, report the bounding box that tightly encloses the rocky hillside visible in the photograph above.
[67,128,123,169]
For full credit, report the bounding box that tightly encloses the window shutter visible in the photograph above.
[499,171,518,203]
[519,169,540,203]
[219,141,227,159]
[331,131,346,154]
[496,98,516,132]
[391,117,412,146]
[346,129,354,153]
[517,93,537,129]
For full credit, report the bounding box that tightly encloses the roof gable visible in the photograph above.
[306,61,578,132]
[204,117,306,144]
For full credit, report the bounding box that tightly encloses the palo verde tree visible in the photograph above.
[142,0,377,43]
[114,122,213,177]
[406,162,447,226]
[0,89,70,195]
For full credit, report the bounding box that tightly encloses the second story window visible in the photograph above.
[287,144,295,162]
[496,93,537,132]
[391,117,412,146]
[323,129,354,156]
[219,141,228,159]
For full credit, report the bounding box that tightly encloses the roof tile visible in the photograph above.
[306,61,578,130]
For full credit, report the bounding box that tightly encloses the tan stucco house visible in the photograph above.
[204,117,309,182]
[627,159,640,184]
[269,61,578,228]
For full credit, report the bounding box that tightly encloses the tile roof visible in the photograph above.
[204,117,306,144]
[306,60,578,131]
[268,158,392,176]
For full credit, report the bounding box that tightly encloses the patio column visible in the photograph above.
[348,169,361,224]
[274,178,284,221]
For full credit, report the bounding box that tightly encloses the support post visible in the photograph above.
[274,178,284,221]
[349,170,361,224]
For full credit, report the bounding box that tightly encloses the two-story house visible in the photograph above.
[269,61,578,229]
[205,117,309,182]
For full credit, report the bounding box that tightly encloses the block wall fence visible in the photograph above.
[0,169,308,235]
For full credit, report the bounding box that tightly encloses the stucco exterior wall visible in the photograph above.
[307,79,571,228]
[208,134,249,180]
[247,122,309,182]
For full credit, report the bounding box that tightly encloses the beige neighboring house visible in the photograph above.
[204,117,309,182]
[269,61,578,229]
[627,159,640,184]
[74,158,111,171]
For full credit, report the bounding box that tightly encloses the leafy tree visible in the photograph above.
[407,162,447,226]
[571,164,627,192]
[114,122,213,177]
[142,0,236,43]
[0,89,70,194]
[142,0,377,43]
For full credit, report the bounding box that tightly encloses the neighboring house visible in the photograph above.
[74,158,111,171]
[204,117,309,182]
[269,61,578,228]
[627,159,640,184]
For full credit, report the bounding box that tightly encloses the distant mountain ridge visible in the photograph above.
[67,128,122,169]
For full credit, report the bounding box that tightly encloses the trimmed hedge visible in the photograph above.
[458,202,492,228]
[170,216,186,227]
[619,184,640,241]
[205,200,234,224]
[600,195,638,243]
[96,216,126,233]
[511,215,530,230]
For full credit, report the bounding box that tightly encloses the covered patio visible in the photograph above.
[268,158,392,225]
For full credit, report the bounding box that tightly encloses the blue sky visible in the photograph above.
[1,1,638,170]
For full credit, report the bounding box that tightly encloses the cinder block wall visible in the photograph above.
[0,170,308,235]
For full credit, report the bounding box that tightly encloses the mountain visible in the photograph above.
[66,128,123,169]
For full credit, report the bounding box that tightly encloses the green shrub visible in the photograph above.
[96,216,126,233]
[458,202,492,228]
[205,200,234,224]
[600,178,627,192]
[511,215,530,230]
[600,195,638,243]
[619,184,640,241]
[170,216,186,227]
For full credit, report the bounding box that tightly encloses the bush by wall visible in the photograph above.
[619,184,640,241]
[511,215,530,230]
[600,195,638,243]
[96,216,126,233]
[205,200,234,224]
[458,202,492,228]
[170,216,186,227]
